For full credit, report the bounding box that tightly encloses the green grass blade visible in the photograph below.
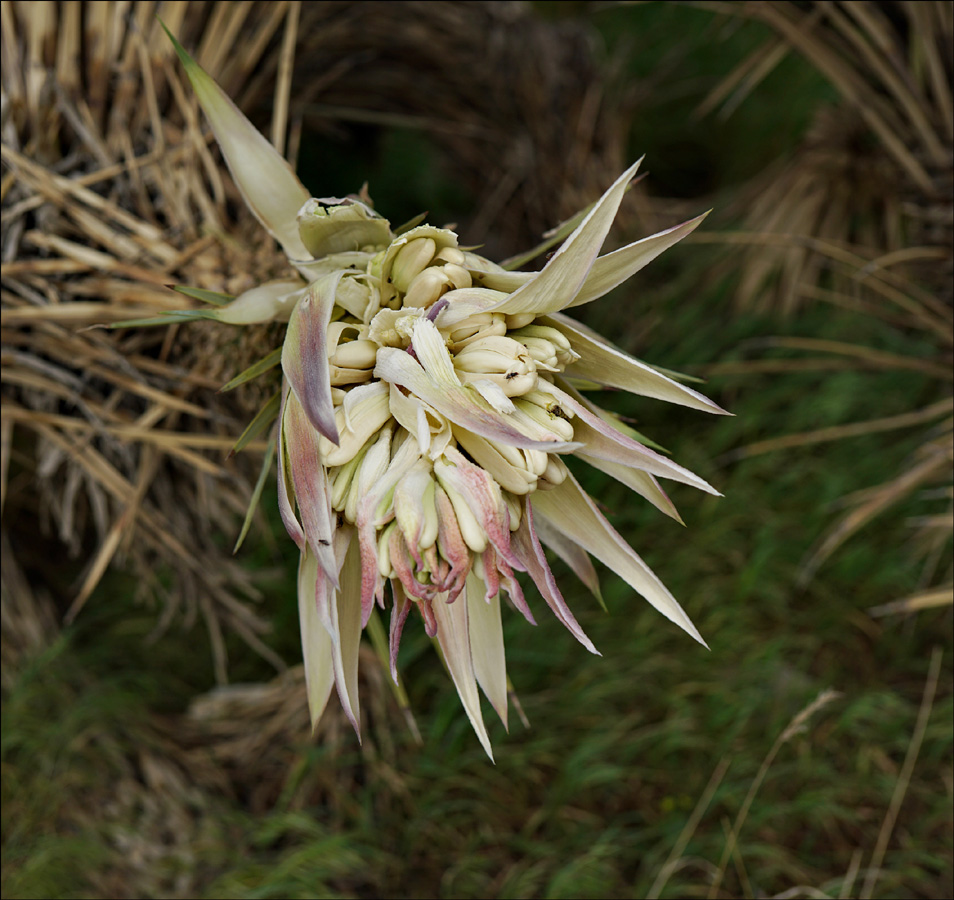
[233,435,276,554]
[231,392,281,456]
[220,348,283,393]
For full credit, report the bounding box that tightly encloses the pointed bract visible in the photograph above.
[162,21,311,260]
[568,213,709,308]
[480,159,643,317]
[432,586,495,761]
[282,275,341,444]
[532,475,708,647]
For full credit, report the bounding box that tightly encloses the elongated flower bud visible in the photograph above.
[391,237,436,293]
[453,335,539,398]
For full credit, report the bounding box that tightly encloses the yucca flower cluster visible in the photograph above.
[167,29,726,757]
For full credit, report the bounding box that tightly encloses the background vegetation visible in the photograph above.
[2,2,951,898]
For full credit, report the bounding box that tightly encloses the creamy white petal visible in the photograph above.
[297,548,336,729]
[466,573,509,729]
[568,213,709,308]
[531,474,707,646]
[432,592,494,761]
[282,275,341,443]
[575,452,684,523]
[217,279,305,324]
[546,314,729,415]
[475,160,643,317]
[537,381,720,495]
[164,24,311,259]
[374,347,579,452]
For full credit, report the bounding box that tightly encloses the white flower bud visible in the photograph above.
[331,339,378,370]
[517,336,560,371]
[538,454,569,489]
[505,313,536,330]
[442,263,472,290]
[502,491,522,531]
[391,238,436,293]
[444,312,507,349]
[512,398,576,442]
[453,335,539,397]
[508,324,580,368]
[453,429,538,495]
[434,247,466,266]
[404,267,451,308]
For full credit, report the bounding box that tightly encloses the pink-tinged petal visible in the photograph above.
[392,459,434,568]
[531,473,708,647]
[389,528,434,604]
[478,160,644,317]
[284,389,338,582]
[491,550,537,626]
[537,381,720,495]
[282,274,341,444]
[511,499,598,654]
[434,486,472,599]
[567,213,709,308]
[435,447,521,569]
[545,314,729,416]
[575,453,684,523]
[375,345,578,452]
[162,23,311,260]
[432,593,495,761]
[533,513,603,604]
[465,573,509,729]
[357,438,422,620]
[328,526,363,737]
[297,548,335,729]
[388,580,411,683]
[277,383,305,553]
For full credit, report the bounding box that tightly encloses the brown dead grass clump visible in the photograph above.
[706,1,953,608]
[1,1,628,682]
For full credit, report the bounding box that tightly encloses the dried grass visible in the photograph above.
[1,1,304,684]
[701,1,953,607]
[1,0,629,687]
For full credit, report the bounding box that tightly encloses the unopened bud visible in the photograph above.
[391,238,436,293]
[404,267,451,308]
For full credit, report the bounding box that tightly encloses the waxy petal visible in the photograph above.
[298,199,392,258]
[533,513,603,603]
[435,447,519,568]
[538,381,720,495]
[432,591,494,761]
[375,343,579,453]
[328,527,364,736]
[478,159,643,317]
[277,383,305,553]
[389,580,412,681]
[466,573,509,729]
[567,213,709,308]
[531,474,707,647]
[357,437,422,621]
[297,548,335,729]
[284,389,338,582]
[546,315,729,415]
[163,23,311,260]
[511,499,598,654]
[282,274,340,444]
[575,452,684,523]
